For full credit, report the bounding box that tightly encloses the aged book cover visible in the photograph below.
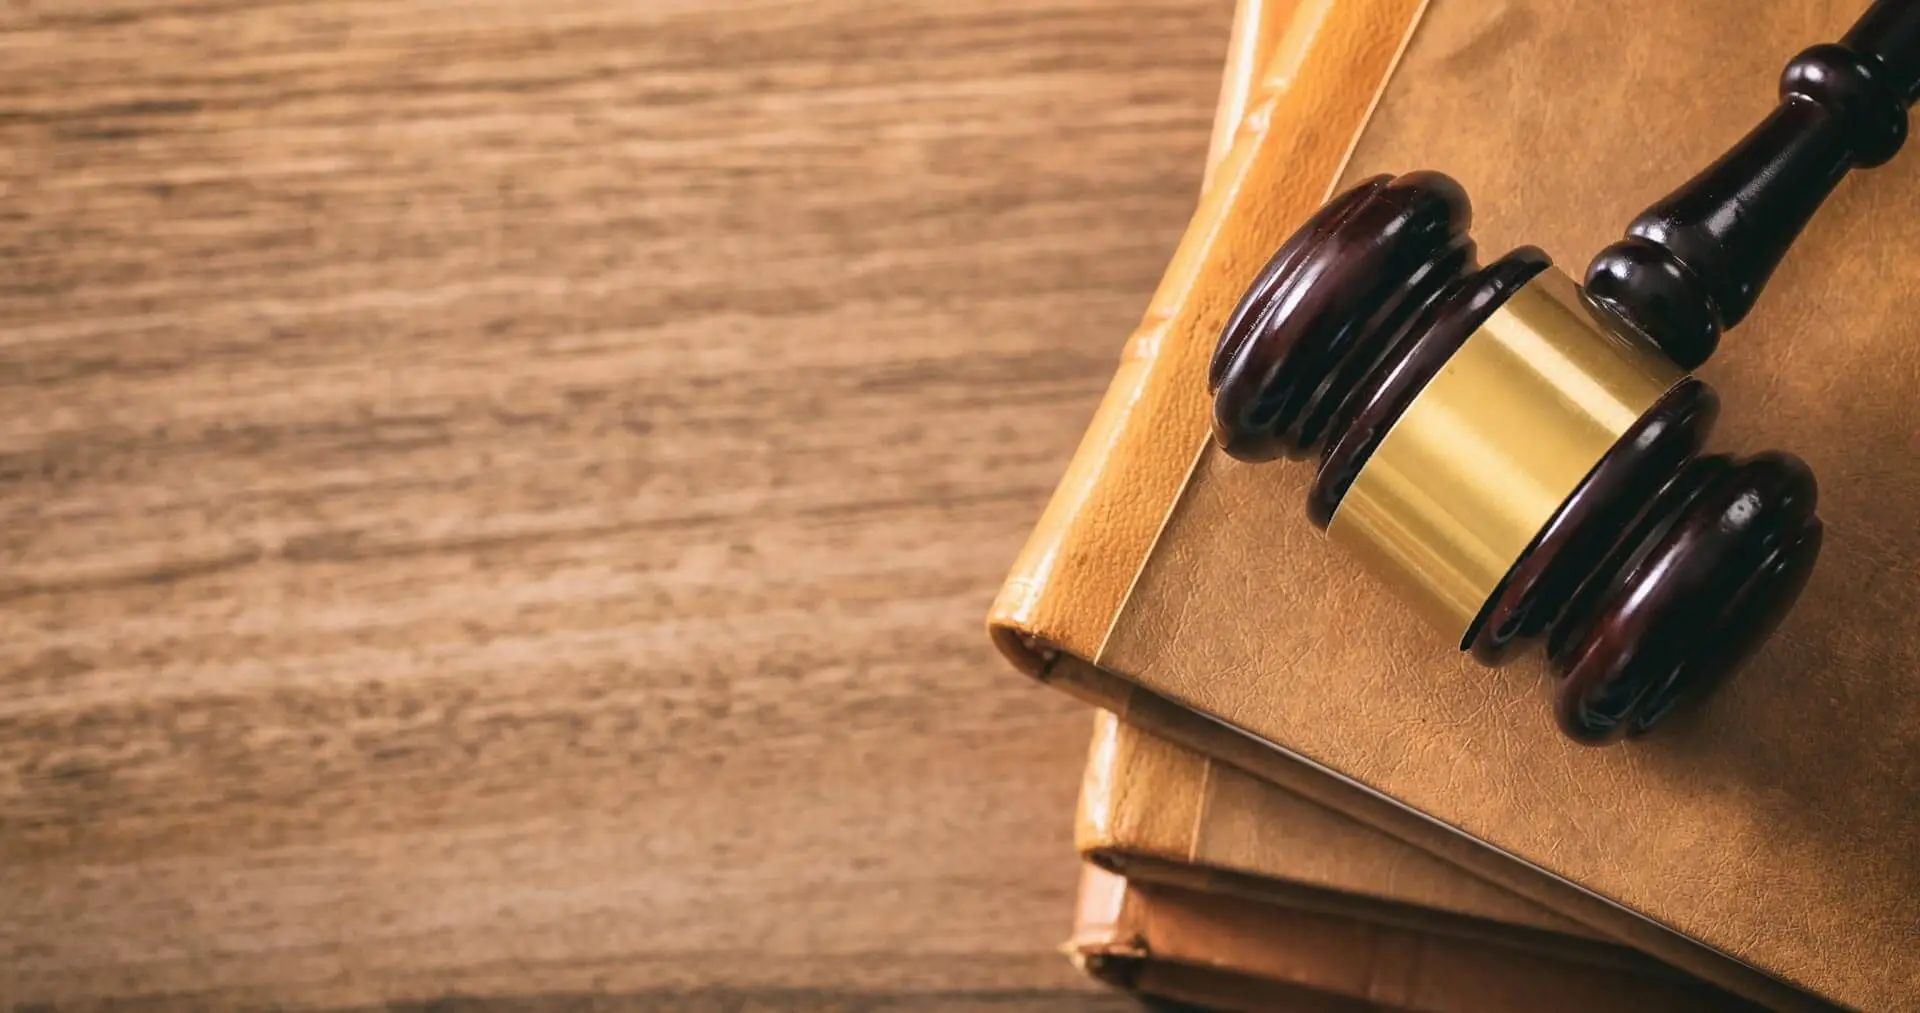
[1067,864,1757,1012]
[1077,711,1594,945]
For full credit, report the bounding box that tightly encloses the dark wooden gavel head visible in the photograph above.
[1207,0,1920,744]
[1210,172,1821,744]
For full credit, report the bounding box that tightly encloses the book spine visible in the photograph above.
[1074,709,1212,866]
[1207,1,1302,190]
[987,0,1428,677]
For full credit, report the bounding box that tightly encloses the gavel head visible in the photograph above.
[1208,172,1823,744]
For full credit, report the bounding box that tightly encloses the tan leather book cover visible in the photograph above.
[1067,865,1759,1012]
[1076,2,1918,1009]
[1078,711,1592,939]
[1076,712,1778,1003]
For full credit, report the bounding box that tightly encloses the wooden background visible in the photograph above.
[0,0,1231,1009]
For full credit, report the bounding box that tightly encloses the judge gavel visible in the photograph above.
[1208,0,1920,743]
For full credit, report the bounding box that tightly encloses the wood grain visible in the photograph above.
[0,0,1230,1009]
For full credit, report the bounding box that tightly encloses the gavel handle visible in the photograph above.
[1585,0,1920,369]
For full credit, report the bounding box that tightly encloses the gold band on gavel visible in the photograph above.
[1327,267,1686,642]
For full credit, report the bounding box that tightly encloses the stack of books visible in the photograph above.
[988,1,1920,1010]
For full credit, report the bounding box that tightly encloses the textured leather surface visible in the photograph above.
[1054,655,1816,1009]
[1076,711,1591,936]
[1100,1,1920,1009]
[987,0,1428,673]
[1205,0,1299,189]
[1067,865,1761,1013]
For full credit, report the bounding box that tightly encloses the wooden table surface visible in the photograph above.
[0,1,1231,1009]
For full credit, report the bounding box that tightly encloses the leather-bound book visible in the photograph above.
[1067,861,1757,1013]
[994,0,1920,1009]
[1072,712,1761,1011]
